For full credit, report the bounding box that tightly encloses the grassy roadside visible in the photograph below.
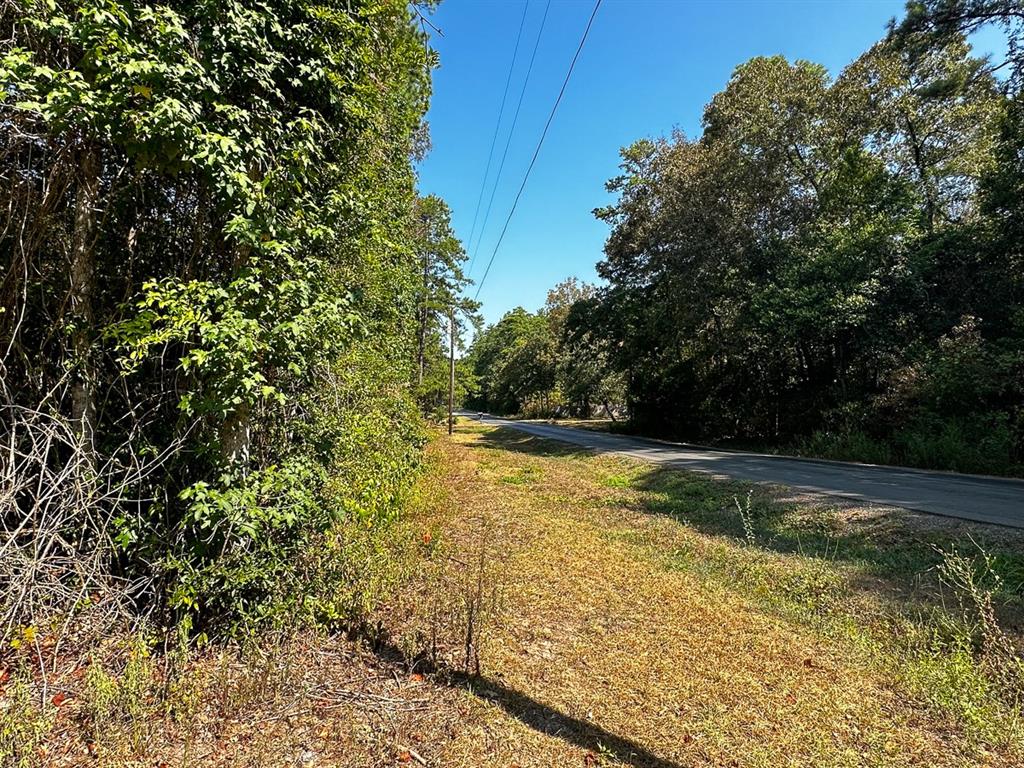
[430,423,1024,766]
[4,420,1022,766]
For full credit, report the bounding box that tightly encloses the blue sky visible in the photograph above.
[416,0,1007,326]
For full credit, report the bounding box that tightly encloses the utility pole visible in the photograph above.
[448,308,456,436]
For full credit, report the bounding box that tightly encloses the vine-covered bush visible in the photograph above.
[1,0,433,632]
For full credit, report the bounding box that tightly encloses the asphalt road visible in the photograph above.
[465,412,1024,529]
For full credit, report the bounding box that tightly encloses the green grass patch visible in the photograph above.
[599,473,632,488]
[500,465,544,485]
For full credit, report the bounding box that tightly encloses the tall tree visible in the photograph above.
[410,194,479,413]
[838,35,1001,230]
[413,194,475,386]
[466,308,556,415]
[892,0,1024,87]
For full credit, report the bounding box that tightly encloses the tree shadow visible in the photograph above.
[369,636,683,768]
[461,420,1024,622]
[451,673,684,768]
[631,463,1024,622]
[470,425,592,459]
[465,423,1024,616]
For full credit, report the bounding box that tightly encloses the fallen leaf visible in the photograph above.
[410,672,424,682]
[398,751,411,763]
[51,692,67,707]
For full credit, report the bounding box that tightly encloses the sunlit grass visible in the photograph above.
[458,422,1024,762]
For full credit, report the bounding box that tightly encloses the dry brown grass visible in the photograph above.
[3,630,458,766]
[418,423,1013,768]
[6,419,1021,767]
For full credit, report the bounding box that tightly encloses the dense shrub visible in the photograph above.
[1,0,434,633]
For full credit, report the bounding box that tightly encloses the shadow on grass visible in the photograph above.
[469,425,591,459]
[453,674,684,768]
[631,464,1024,619]
[461,422,1024,621]
[371,636,683,768]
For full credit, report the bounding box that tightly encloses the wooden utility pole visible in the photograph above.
[448,309,456,436]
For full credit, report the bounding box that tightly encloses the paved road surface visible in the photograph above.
[464,413,1024,529]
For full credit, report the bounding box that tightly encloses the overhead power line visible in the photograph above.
[464,1,530,255]
[474,0,602,300]
[468,0,552,275]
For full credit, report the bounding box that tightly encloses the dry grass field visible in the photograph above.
[5,420,1023,767]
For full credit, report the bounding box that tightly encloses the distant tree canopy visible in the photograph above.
[465,279,624,419]
[1,0,441,631]
[469,4,1024,474]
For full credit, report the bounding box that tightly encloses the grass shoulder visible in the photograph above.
[6,422,1022,766]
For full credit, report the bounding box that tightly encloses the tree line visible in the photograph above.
[0,1,474,634]
[467,1,1024,475]
[465,278,624,419]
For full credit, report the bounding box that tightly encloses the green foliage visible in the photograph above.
[465,307,557,415]
[899,543,1024,748]
[799,429,896,466]
[893,1,1024,90]
[2,0,437,630]
[526,9,1023,472]
[409,194,479,418]
[466,279,624,418]
[0,670,55,768]
[83,633,158,750]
